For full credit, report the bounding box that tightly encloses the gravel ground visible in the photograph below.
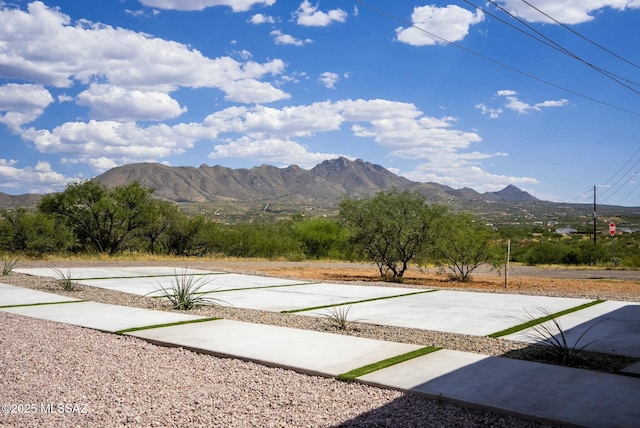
[3,259,635,427]
[0,312,553,428]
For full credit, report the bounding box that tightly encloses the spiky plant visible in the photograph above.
[320,304,361,331]
[2,257,19,276]
[523,307,603,366]
[51,266,79,291]
[152,269,223,310]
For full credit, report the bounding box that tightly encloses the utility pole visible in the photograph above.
[593,185,597,244]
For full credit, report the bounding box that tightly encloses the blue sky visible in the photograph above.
[1,1,640,206]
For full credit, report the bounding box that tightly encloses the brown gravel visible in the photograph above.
[2,258,638,427]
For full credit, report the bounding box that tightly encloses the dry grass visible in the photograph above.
[248,265,640,301]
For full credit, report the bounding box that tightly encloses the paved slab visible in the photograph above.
[1,281,638,426]
[76,273,315,297]
[309,290,592,336]
[126,319,423,377]
[357,349,640,427]
[204,283,427,312]
[0,301,206,333]
[15,266,219,279]
[504,300,640,358]
[620,361,640,376]
[0,283,79,307]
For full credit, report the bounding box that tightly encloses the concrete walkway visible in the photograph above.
[16,267,640,358]
[5,267,640,426]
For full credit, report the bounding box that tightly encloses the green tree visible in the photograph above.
[164,215,213,256]
[431,212,500,282]
[0,209,73,256]
[139,200,180,254]
[293,218,348,259]
[339,189,445,281]
[38,181,155,254]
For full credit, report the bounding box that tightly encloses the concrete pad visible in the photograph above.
[203,283,426,312]
[358,349,640,427]
[15,266,218,280]
[0,283,79,307]
[620,361,640,376]
[127,319,423,377]
[0,301,206,333]
[75,273,315,297]
[194,273,315,289]
[75,275,224,297]
[504,300,640,358]
[330,290,593,336]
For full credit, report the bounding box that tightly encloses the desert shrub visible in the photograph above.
[164,215,214,256]
[520,241,571,265]
[523,307,602,366]
[430,212,501,282]
[0,209,74,256]
[293,218,348,259]
[2,257,19,275]
[153,269,223,310]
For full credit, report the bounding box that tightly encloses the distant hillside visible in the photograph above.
[93,157,538,207]
[484,184,539,203]
[0,191,42,209]
[0,158,541,213]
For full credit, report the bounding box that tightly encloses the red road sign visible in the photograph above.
[609,222,616,236]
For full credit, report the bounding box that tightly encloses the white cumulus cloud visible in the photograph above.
[294,0,347,27]
[0,159,71,193]
[498,90,568,114]
[494,0,640,25]
[76,84,187,121]
[396,5,484,46]
[270,30,312,46]
[0,2,289,103]
[249,13,276,24]
[0,83,54,131]
[318,72,340,89]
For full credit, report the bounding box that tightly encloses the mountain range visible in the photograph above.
[0,157,538,211]
[91,157,539,206]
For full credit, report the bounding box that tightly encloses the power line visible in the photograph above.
[352,0,640,117]
[520,0,640,71]
[601,166,640,203]
[567,187,595,204]
[482,0,640,95]
[353,0,640,204]
[599,145,640,189]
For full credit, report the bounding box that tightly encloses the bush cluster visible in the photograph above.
[2,181,638,272]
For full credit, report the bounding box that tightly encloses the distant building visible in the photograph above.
[555,227,577,235]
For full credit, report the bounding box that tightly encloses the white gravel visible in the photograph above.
[0,312,551,427]
[0,260,589,427]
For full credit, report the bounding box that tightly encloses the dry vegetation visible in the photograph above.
[230,262,640,302]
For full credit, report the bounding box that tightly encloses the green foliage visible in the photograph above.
[0,209,74,256]
[339,189,445,280]
[38,181,155,254]
[164,215,214,256]
[336,347,441,382]
[139,200,180,254]
[514,238,610,266]
[4,178,640,267]
[152,269,224,310]
[431,212,500,282]
[213,222,303,260]
[293,218,348,259]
